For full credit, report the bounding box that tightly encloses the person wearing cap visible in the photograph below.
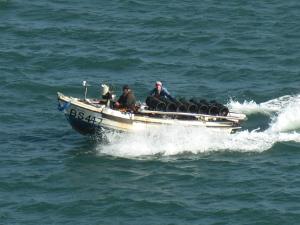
[115,85,136,111]
[149,81,175,101]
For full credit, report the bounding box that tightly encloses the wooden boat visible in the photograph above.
[57,87,246,137]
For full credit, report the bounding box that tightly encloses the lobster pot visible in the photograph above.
[208,101,229,116]
[176,104,187,112]
[146,96,166,111]
[190,98,229,116]
[208,104,219,115]
[172,99,187,112]
[198,104,209,114]
[219,106,229,116]
[158,97,177,112]
[207,100,228,116]
[186,103,198,114]
[146,96,230,116]
[190,98,209,114]
[178,98,198,113]
[212,103,229,116]
[167,102,178,112]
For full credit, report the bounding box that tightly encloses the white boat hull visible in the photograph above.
[57,92,245,136]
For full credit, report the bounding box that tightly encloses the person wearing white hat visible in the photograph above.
[101,84,112,100]
[149,81,175,101]
[99,84,113,105]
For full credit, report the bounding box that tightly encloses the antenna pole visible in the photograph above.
[82,81,88,101]
[84,86,88,100]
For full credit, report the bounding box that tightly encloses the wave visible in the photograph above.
[269,95,300,132]
[96,94,300,158]
[228,93,300,133]
[227,94,300,115]
[97,127,300,158]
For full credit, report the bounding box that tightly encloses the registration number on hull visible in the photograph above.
[69,108,102,125]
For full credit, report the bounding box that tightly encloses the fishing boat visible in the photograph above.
[57,82,247,137]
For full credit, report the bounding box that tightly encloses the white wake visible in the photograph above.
[97,94,300,157]
[227,95,299,115]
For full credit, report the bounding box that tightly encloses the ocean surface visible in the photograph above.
[1,0,300,224]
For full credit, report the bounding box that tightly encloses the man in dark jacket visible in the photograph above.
[149,81,175,101]
[115,85,136,110]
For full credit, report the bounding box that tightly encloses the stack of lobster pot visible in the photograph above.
[157,97,178,112]
[176,98,198,113]
[190,98,229,116]
[145,96,167,111]
[145,96,229,116]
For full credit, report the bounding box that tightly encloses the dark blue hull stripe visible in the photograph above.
[66,115,99,135]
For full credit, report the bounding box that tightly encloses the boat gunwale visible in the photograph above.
[58,92,244,129]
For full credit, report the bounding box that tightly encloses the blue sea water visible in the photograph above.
[1,0,300,224]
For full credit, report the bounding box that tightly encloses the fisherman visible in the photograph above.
[115,85,136,111]
[101,84,112,100]
[149,81,175,101]
[99,84,113,106]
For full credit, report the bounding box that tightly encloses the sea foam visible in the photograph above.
[97,94,300,157]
